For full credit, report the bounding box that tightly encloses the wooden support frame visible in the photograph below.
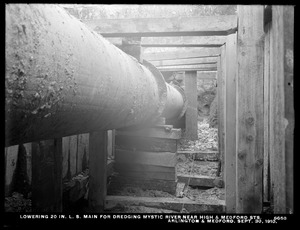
[88,131,108,212]
[83,15,237,37]
[236,5,264,213]
[224,33,237,213]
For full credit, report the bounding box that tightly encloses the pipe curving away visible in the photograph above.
[5,4,186,147]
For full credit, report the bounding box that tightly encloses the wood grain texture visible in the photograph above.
[225,33,237,213]
[236,5,264,213]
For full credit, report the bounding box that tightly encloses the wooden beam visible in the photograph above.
[170,71,216,81]
[177,174,224,188]
[105,196,225,213]
[263,23,271,203]
[159,67,217,72]
[157,64,217,71]
[151,57,217,67]
[116,136,177,153]
[143,48,220,61]
[106,36,226,47]
[177,150,219,161]
[184,71,198,140]
[225,33,237,213]
[283,6,294,215]
[32,138,62,212]
[115,149,177,167]
[142,36,227,47]
[236,5,264,213]
[217,45,226,180]
[83,15,237,37]
[270,6,294,214]
[88,131,108,212]
[116,127,181,140]
[108,175,177,195]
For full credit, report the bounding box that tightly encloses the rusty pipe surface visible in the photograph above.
[5,4,186,147]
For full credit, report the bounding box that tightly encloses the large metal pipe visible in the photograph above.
[5,4,186,147]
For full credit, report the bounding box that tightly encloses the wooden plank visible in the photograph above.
[4,145,19,196]
[156,63,217,70]
[143,48,220,61]
[225,33,237,213]
[114,163,176,174]
[116,171,176,181]
[88,131,108,212]
[159,67,217,72]
[116,127,181,140]
[270,6,294,214]
[77,133,89,174]
[105,196,225,213]
[177,150,219,161]
[107,176,177,195]
[106,36,227,47]
[263,23,271,203]
[31,138,63,212]
[177,174,224,188]
[184,71,198,140]
[116,136,177,153]
[236,5,264,213]
[151,57,217,67]
[142,36,227,47]
[83,15,237,37]
[217,45,226,179]
[115,149,177,167]
[62,135,78,180]
[283,6,294,215]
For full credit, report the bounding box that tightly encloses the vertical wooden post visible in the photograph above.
[270,6,294,214]
[88,131,108,212]
[217,45,226,178]
[236,5,264,213]
[112,129,116,159]
[263,22,271,203]
[225,33,237,213]
[184,71,198,140]
[32,138,62,212]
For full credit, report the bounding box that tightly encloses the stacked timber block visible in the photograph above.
[108,118,181,195]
